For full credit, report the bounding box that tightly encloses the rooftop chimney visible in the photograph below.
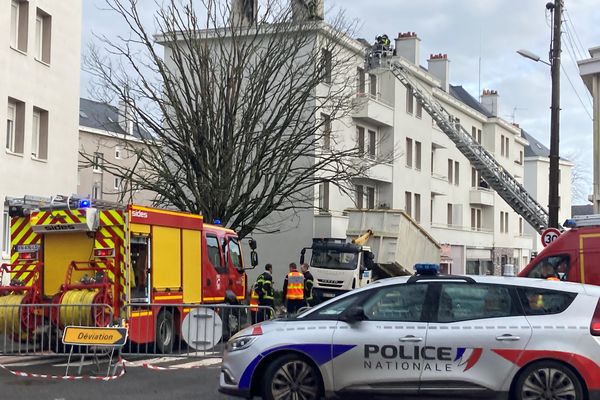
[118,100,133,135]
[427,53,450,92]
[395,32,420,65]
[230,0,257,27]
[481,89,500,117]
[292,0,324,21]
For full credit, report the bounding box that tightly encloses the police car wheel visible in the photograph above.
[515,360,583,400]
[262,354,321,400]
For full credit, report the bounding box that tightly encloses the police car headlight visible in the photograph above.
[227,336,258,352]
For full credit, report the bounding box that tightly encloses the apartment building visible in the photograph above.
[1,1,81,263]
[78,98,155,205]
[160,1,570,280]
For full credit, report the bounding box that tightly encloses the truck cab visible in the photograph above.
[300,238,374,302]
[519,215,600,284]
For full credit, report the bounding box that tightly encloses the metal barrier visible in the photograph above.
[122,303,275,357]
[0,303,114,355]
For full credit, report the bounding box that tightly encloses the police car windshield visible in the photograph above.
[311,249,358,270]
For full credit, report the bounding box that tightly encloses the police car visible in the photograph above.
[219,264,600,400]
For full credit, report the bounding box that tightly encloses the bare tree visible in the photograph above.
[563,150,592,205]
[84,0,378,238]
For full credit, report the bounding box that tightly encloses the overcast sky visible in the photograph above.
[81,0,600,204]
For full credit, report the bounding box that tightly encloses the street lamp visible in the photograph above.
[516,0,562,229]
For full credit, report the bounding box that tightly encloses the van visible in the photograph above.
[519,215,600,284]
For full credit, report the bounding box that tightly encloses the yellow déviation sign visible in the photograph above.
[62,326,128,347]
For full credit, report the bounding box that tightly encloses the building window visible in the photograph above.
[447,159,453,183]
[471,167,480,188]
[500,211,509,233]
[35,8,51,64]
[406,87,414,114]
[366,187,375,209]
[321,48,332,84]
[6,98,24,154]
[115,146,122,159]
[430,197,434,223]
[92,184,101,200]
[369,74,377,97]
[431,146,435,174]
[415,141,422,170]
[406,138,413,167]
[368,129,376,158]
[356,67,365,95]
[319,181,330,212]
[357,126,365,156]
[10,0,29,52]
[471,207,482,231]
[447,203,453,226]
[519,217,523,236]
[405,191,412,216]
[454,161,459,186]
[477,129,482,144]
[31,107,48,160]
[322,113,331,150]
[501,135,505,156]
[414,193,421,223]
[471,126,477,140]
[93,152,104,173]
[1,211,9,257]
[356,184,363,208]
[505,136,510,158]
[416,100,422,118]
[518,150,523,165]
[114,177,121,190]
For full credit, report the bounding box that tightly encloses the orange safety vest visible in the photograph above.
[286,271,305,300]
[250,288,259,312]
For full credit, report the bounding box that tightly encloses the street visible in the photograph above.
[0,355,234,400]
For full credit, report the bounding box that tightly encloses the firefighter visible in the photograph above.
[256,264,274,322]
[301,263,315,307]
[283,262,305,316]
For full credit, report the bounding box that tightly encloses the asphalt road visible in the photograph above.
[0,356,235,400]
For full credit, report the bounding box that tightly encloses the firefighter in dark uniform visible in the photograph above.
[257,264,274,322]
[301,263,315,307]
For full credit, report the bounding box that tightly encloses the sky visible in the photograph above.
[81,0,600,204]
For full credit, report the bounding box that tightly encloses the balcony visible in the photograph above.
[430,173,449,196]
[352,93,394,127]
[351,156,393,183]
[469,188,494,206]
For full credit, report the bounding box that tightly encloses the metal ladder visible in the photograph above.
[367,55,551,232]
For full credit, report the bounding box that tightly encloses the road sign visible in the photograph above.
[541,228,561,247]
[62,326,128,347]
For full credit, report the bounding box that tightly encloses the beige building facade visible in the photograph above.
[1,0,82,262]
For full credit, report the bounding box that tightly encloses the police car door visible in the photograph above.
[421,281,532,394]
[331,282,430,396]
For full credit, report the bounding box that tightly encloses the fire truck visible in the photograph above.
[0,195,257,352]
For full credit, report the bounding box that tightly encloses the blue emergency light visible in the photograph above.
[563,219,576,228]
[78,199,91,208]
[213,219,222,225]
[414,263,440,276]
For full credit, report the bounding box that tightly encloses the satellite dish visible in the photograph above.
[181,308,223,351]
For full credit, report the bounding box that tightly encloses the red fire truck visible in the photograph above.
[0,195,257,352]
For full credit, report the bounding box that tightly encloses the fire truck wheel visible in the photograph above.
[156,310,174,354]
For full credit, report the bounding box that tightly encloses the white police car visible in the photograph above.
[220,264,600,399]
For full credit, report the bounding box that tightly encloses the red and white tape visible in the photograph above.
[0,360,126,381]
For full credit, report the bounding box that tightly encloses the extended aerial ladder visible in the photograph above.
[366,53,553,232]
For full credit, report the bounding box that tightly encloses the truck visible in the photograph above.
[0,195,257,352]
[300,209,440,302]
[519,215,600,284]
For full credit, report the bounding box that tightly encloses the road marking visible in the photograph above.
[5,357,65,367]
[169,358,221,368]
[124,356,187,367]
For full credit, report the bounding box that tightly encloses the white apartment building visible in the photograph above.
[1,1,82,263]
[251,30,571,280]
[78,98,156,205]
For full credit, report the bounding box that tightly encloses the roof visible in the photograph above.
[520,129,550,157]
[449,85,493,118]
[79,98,152,140]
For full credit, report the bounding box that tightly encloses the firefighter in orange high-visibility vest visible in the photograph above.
[283,262,305,316]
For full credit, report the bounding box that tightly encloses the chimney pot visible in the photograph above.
[395,31,421,65]
[427,52,450,92]
[481,89,500,116]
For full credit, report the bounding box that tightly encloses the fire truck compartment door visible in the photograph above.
[44,232,95,297]
[182,230,202,303]
[152,226,182,290]
[579,233,600,284]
